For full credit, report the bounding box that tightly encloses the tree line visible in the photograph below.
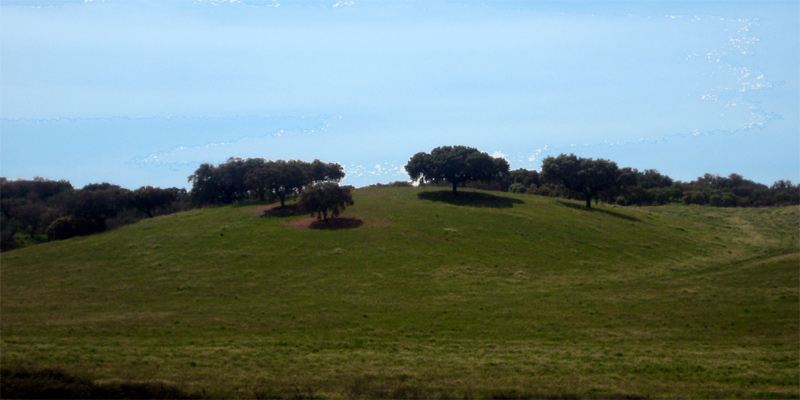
[188,157,355,223]
[536,154,798,208]
[2,149,797,252]
[0,178,189,251]
[0,157,349,252]
[187,158,345,206]
[406,149,799,208]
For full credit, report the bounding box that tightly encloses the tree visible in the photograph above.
[46,216,79,240]
[299,182,354,222]
[244,163,272,201]
[0,178,190,250]
[509,169,540,189]
[132,186,178,217]
[188,163,223,205]
[308,159,345,183]
[243,160,311,208]
[64,185,132,231]
[216,158,251,203]
[187,158,252,205]
[639,169,673,189]
[9,202,54,234]
[0,228,17,252]
[508,183,528,193]
[405,146,509,194]
[541,154,619,209]
[770,180,800,205]
[269,160,309,208]
[191,158,346,207]
[0,177,72,201]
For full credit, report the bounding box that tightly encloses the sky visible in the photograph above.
[0,0,798,189]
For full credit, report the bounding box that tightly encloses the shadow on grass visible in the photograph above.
[263,204,303,218]
[418,191,523,208]
[0,367,198,399]
[557,200,640,222]
[3,366,652,400]
[309,217,364,230]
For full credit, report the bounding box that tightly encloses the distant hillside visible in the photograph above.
[1,187,798,399]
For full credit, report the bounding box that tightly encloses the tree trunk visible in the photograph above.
[279,193,286,208]
[585,192,592,209]
[452,181,458,195]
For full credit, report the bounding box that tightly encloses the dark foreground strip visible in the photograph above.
[0,367,197,399]
[1,367,651,400]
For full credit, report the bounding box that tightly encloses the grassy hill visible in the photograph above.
[1,187,798,399]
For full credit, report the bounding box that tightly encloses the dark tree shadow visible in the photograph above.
[309,217,364,230]
[556,200,640,222]
[418,191,523,208]
[263,204,303,217]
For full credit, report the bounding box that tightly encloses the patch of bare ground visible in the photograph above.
[284,216,391,230]
[251,203,279,216]
[310,217,363,230]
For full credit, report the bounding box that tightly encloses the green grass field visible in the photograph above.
[1,187,798,399]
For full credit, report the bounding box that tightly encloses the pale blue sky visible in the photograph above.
[0,0,798,188]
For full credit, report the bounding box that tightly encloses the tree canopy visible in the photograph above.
[508,154,798,208]
[405,146,509,194]
[132,187,181,218]
[188,158,345,207]
[541,154,619,209]
[0,178,187,251]
[299,182,354,222]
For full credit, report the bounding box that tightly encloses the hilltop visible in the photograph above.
[1,187,798,398]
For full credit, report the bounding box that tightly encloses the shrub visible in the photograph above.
[721,192,738,207]
[683,191,707,205]
[369,181,413,188]
[508,183,528,194]
[46,217,79,241]
[45,217,101,241]
[0,229,18,252]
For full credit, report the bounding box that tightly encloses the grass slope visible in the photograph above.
[1,187,798,399]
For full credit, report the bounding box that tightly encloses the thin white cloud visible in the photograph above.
[694,16,772,134]
[130,116,333,167]
[332,1,355,8]
[527,145,549,164]
[490,150,508,160]
[340,162,405,181]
